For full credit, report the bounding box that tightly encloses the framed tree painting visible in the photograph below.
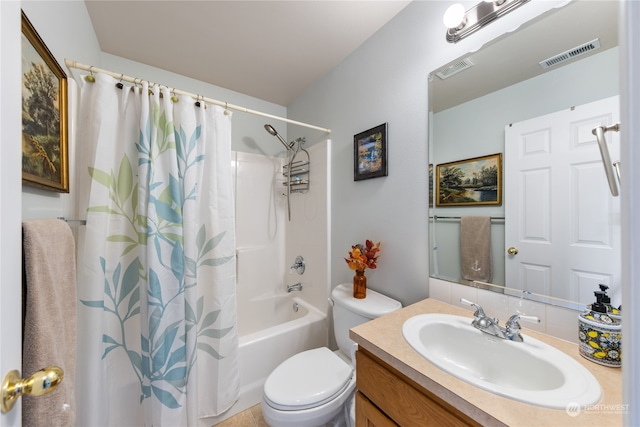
[436,153,502,206]
[21,11,69,192]
[354,123,388,181]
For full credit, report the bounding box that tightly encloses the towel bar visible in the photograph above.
[57,217,86,225]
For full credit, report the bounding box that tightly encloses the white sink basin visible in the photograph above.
[402,314,601,409]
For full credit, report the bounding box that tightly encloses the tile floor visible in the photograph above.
[213,404,268,427]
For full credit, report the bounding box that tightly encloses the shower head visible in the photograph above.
[264,124,278,137]
[264,124,293,150]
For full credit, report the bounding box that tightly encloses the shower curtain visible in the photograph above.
[75,73,239,426]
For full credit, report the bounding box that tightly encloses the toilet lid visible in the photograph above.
[264,347,354,410]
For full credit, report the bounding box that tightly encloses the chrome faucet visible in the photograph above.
[287,282,303,293]
[290,255,305,275]
[460,298,539,342]
[504,313,540,342]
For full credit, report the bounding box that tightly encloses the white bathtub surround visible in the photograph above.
[76,77,239,426]
[234,151,287,304]
[285,140,332,313]
[430,277,584,344]
[208,141,331,425]
[234,140,330,312]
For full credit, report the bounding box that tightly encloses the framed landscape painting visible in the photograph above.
[354,123,388,181]
[21,11,69,192]
[436,153,502,206]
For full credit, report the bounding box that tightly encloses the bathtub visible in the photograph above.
[205,293,328,426]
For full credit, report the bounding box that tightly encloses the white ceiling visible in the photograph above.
[84,0,412,106]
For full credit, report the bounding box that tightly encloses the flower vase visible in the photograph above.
[353,269,367,299]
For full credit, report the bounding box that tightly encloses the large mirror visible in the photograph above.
[428,0,620,309]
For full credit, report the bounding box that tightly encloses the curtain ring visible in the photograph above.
[115,73,124,90]
[85,66,95,83]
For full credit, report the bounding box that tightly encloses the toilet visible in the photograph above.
[261,283,402,427]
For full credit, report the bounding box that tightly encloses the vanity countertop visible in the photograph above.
[350,298,623,426]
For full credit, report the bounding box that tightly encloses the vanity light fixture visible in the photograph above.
[443,3,466,30]
[444,0,530,43]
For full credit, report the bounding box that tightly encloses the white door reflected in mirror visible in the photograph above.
[504,96,621,306]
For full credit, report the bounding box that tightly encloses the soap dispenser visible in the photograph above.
[578,284,621,367]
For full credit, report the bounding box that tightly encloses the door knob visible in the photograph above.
[507,247,519,255]
[2,366,63,413]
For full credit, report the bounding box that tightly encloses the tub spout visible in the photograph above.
[287,282,303,293]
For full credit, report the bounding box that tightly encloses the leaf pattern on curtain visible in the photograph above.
[79,84,237,420]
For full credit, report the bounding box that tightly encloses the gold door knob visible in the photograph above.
[507,247,519,255]
[2,366,63,413]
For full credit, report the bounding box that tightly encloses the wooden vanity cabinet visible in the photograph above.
[355,348,482,427]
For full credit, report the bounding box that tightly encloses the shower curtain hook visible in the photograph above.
[115,74,124,90]
[224,102,231,115]
[85,66,95,83]
[170,88,179,103]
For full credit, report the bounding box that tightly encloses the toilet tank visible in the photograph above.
[331,284,402,357]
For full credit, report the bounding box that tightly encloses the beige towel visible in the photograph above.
[22,219,76,427]
[460,216,492,282]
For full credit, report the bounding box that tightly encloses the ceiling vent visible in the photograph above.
[539,38,601,69]
[435,58,474,80]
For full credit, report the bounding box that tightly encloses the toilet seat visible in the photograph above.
[264,347,353,411]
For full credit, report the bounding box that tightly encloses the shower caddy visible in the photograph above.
[283,139,310,194]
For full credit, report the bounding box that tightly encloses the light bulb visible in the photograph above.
[443,4,466,29]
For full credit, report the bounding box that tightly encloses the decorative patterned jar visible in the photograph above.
[578,310,621,367]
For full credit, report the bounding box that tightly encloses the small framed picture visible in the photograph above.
[436,153,502,206]
[21,10,69,192]
[354,123,387,181]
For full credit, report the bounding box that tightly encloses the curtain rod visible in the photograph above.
[64,59,331,134]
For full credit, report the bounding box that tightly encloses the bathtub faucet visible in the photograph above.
[290,255,305,275]
[287,282,303,293]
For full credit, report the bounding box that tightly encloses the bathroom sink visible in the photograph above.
[402,314,601,409]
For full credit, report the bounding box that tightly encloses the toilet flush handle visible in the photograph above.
[350,343,358,364]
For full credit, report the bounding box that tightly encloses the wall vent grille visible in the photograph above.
[539,39,601,69]
[435,58,474,80]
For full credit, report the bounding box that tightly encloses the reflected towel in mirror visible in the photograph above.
[460,216,492,282]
